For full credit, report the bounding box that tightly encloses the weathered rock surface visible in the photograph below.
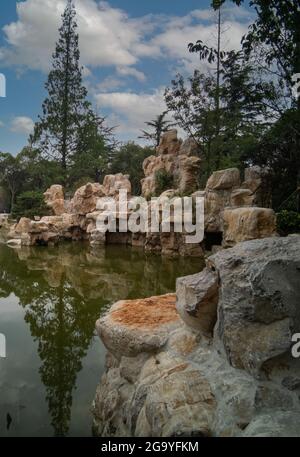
[93,236,300,437]
[141,130,201,198]
[96,294,179,357]
[44,184,65,216]
[222,207,277,247]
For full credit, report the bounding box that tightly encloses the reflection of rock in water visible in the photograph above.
[0,243,202,436]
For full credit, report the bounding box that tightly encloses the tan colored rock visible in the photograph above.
[178,154,201,194]
[44,184,65,216]
[230,189,255,207]
[179,137,200,156]
[206,168,241,191]
[96,294,179,357]
[141,131,201,198]
[13,217,31,235]
[242,166,272,208]
[103,173,132,198]
[176,268,219,334]
[70,182,106,215]
[223,207,277,247]
[156,129,182,155]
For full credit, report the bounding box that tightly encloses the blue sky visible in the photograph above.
[0,0,253,155]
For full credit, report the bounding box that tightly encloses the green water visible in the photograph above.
[0,241,203,437]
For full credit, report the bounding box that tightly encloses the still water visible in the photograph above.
[0,241,203,437]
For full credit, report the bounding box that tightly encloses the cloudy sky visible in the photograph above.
[0,0,254,154]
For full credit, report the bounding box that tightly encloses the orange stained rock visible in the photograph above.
[110,293,179,329]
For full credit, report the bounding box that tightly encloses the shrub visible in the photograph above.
[276,210,300,236]
[154,170,174,195]
[12,191,50,220]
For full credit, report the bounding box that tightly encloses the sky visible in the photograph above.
[0,0,254,155]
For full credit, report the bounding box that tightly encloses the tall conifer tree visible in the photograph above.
[33,0,91,179]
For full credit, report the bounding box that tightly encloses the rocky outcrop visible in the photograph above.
[222,207,277,247]
[92,236,300,437]
[203,167,273,234]
[44,184,66,216]
[141,130,201,198]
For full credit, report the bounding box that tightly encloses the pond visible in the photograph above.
[0,241,203,437]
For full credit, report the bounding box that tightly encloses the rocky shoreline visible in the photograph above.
[92,236,300,437]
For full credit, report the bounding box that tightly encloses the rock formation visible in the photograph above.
[4,132,276,256]
[141,130,201,198]
[44,184,66,216]
[92,236,300,437]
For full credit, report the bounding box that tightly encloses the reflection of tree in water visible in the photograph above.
[0,242,202,435]
[23,276,100,436]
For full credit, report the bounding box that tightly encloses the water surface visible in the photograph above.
[0,241,203,437]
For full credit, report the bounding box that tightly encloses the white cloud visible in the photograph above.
[0,1,252,78]
[0,120,4,128]
[0,0,150,79]
[10,116,34,135]
[95,88,168,139]
[116,66,146,82]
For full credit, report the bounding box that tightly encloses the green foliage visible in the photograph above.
[216,1,300,101]
[139,111,176,148]
[276,210,300,236]
[32,0,114,182]
[154,170,174,195]
[12,191,50,220]
[110,142,154,195]
[165,51,274,182]
[242,109,300,211]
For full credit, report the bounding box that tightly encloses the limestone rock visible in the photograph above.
[141,130,201,198]
[242,166,272,208]
[96,294,180,357]
[222,207,277,247]
[103,173,132,198]
[44,184,65,216]
[176,268,219,334]
[156,129,182,155]
[210,235,300,375]
[206,168,241,191]
[70,183,106,215]
[93,236,300,437]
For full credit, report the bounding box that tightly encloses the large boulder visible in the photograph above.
[206,168,241,191]
[156,129,182,155]
[44,184,65,216]
[209,235,300,375]
[96,294,179,357]
[70,183,106,215]
[102,173,132,198]
[222,207,277,247]
[176,268,219,334]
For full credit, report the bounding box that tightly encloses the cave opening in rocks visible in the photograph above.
[204,232,223,251]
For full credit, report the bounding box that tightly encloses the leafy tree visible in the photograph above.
[189,2,225,141]
[70,112,116,187]
[139,111,176,148]
[242,108,300,211]
[110,142,154,195]
[12,191,50,220]
[32,0,93,179]
[165,51,275,182]
[0,152,24,211]
[214,1,300,103]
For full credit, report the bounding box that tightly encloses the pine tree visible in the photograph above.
[32,0,91,180]
[139,111,176,148]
